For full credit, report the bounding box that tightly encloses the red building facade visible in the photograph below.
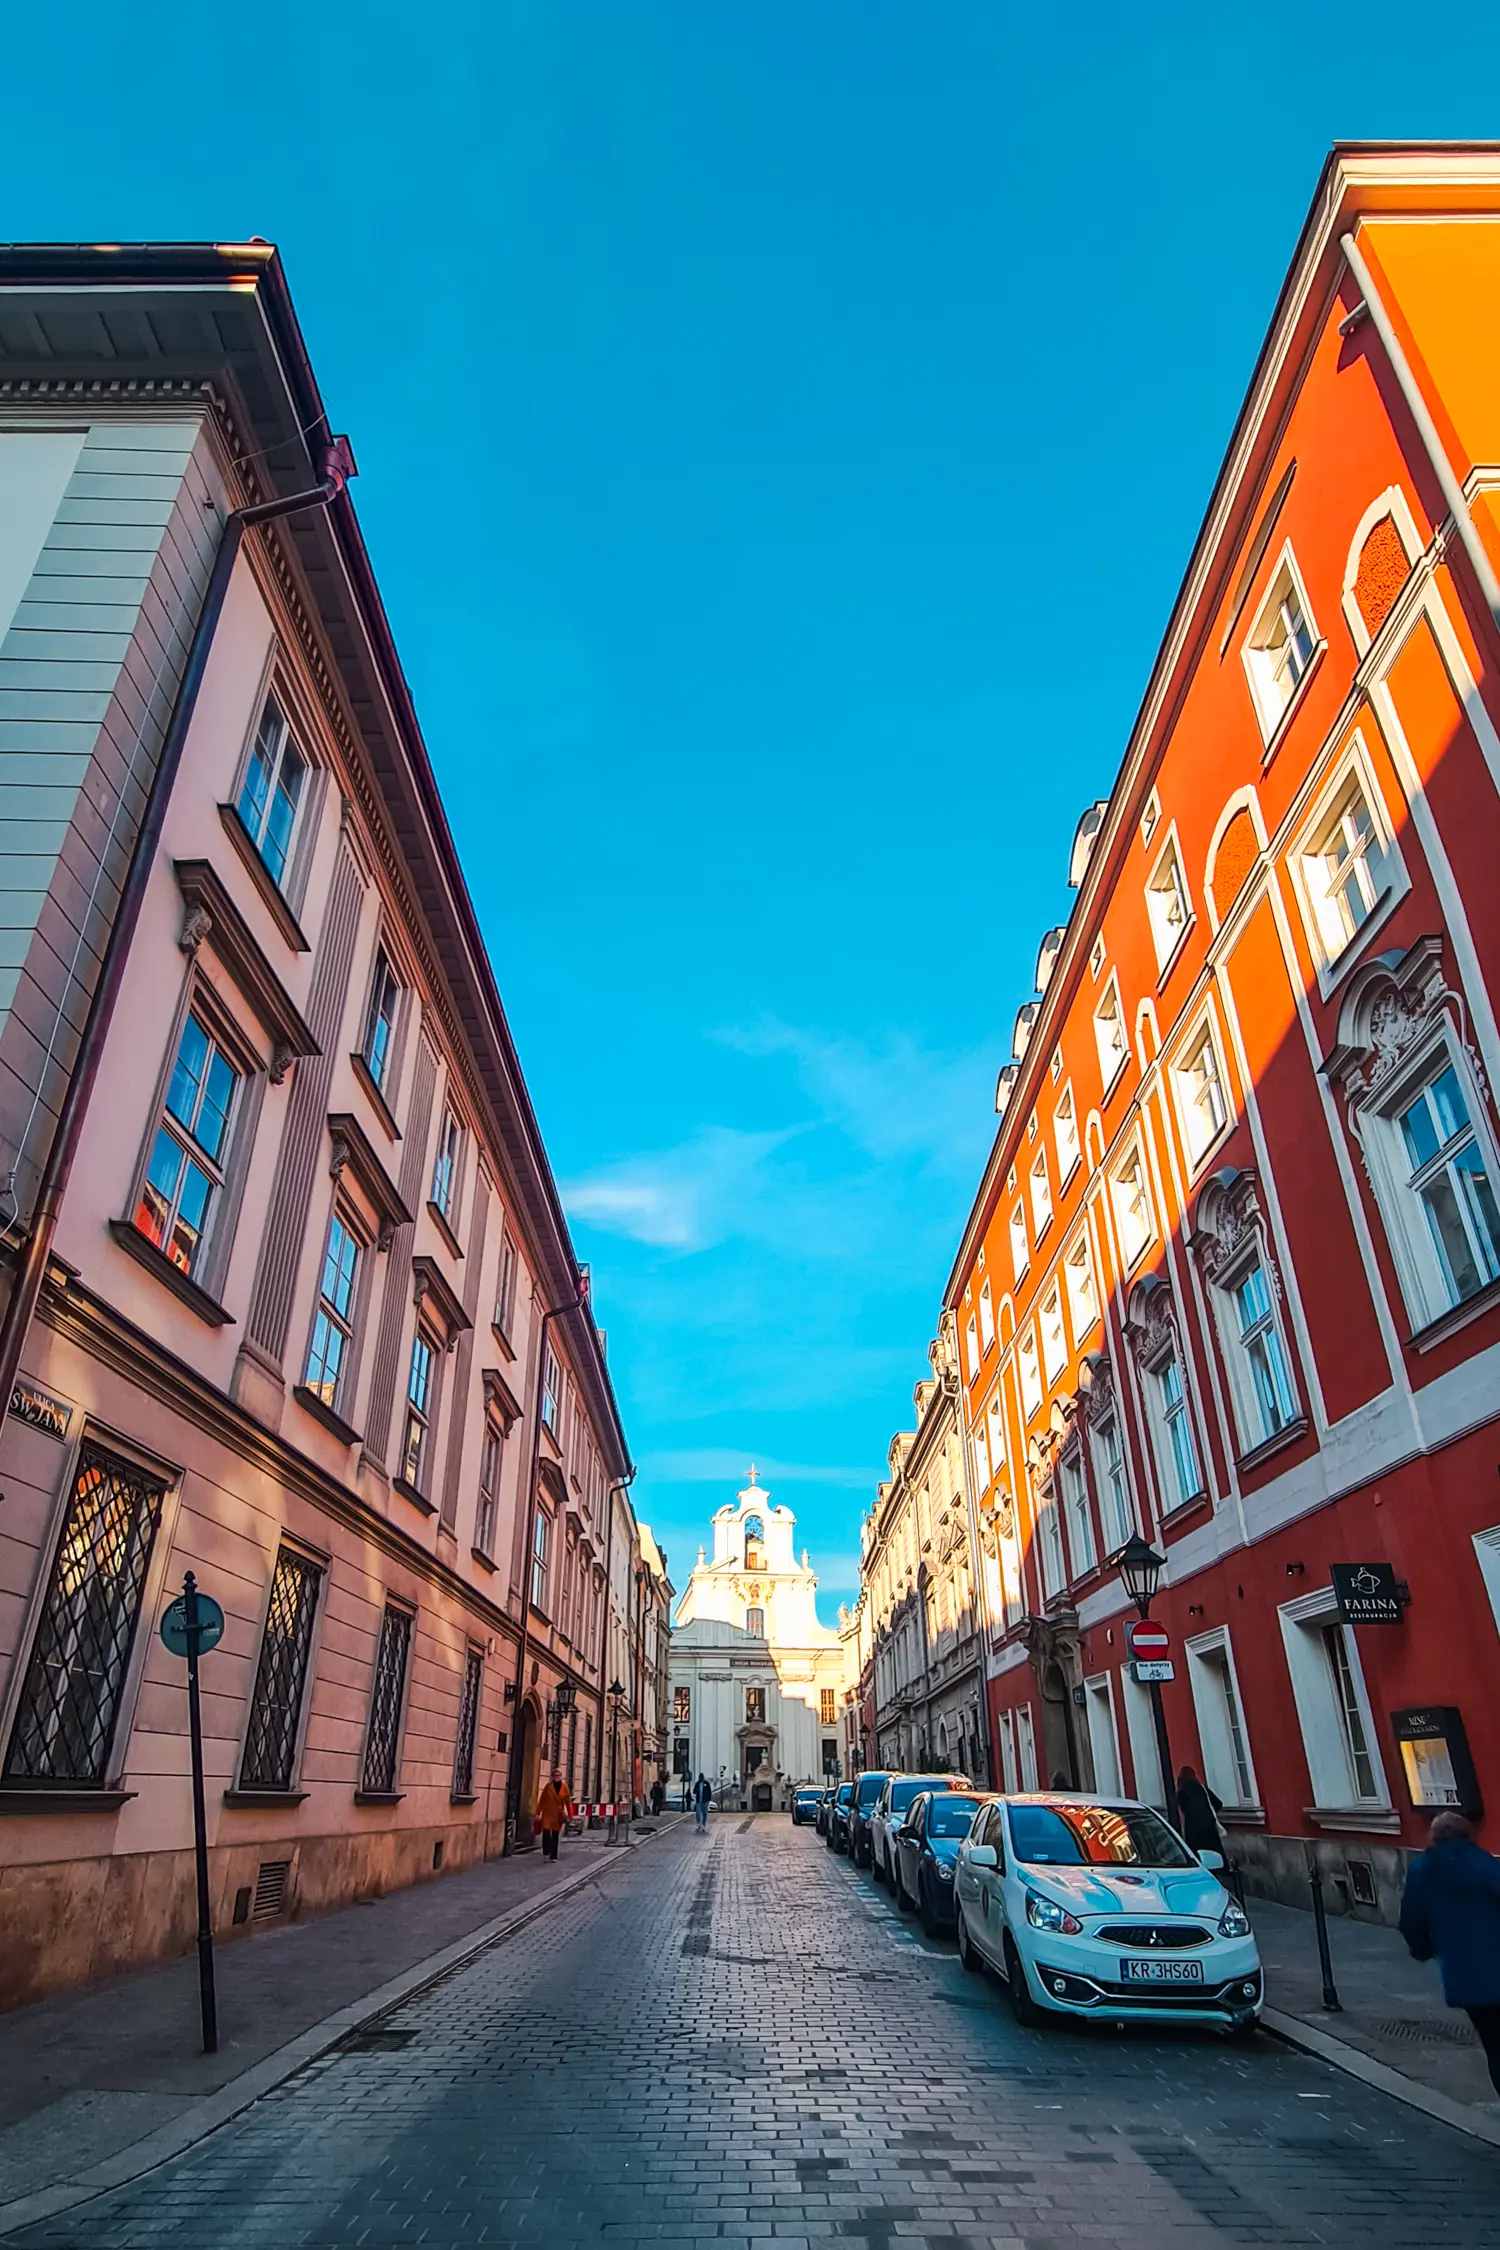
[946,146,1500,1920]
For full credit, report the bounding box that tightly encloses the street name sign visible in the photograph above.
[160,1592,226,1658]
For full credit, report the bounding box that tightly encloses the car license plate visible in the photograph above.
[1121,1957,1203,1984]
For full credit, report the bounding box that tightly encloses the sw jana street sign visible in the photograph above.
[1126,1620,1170,1659]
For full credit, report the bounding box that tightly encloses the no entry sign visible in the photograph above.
[1127,1620,1170,1660]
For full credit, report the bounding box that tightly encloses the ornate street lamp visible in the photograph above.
[551,1675,578,1767]
[607,1678,625,1844]
[1109,1534,1177,1827]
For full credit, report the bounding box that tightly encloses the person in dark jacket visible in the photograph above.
[1175,1764,1224,1855]
[1400,1811,1500,2094]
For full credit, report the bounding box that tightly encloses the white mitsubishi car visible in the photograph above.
[953,1794,1262,2034]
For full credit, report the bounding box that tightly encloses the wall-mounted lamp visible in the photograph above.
[1285,1561,1306,1578]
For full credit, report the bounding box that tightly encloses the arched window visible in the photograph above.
[745,1606,764,1637]
[742,1514,764,1569]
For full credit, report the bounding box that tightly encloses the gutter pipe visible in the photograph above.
[1340,231,1500,641]
[0,440,355,1428]
[596,1465,637,1813]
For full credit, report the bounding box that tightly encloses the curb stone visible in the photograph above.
[1260,2005,1500,2148]
[0,1819,680,2240]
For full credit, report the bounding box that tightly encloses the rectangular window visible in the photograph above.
[978,1280,994,1353]
[1110,1144,1154,1267]
[745,1605,764,1636]
[452,1647,483,1798]
[1009,1202,1029,1282]
[402,1333,435,1489]
[820,1688,837,1724]
[134,1011,241,1277]
[474,1423,503,1557]
[1035,1477,1065,1598]
[2,1440,167,1788]
[1245,553,1317,737]
[431,1107,460,1220]
[1322,1623,1378,1801]
[1302,775,1389,962]
[361,947,400,1092]
[494,1227,518,1333]
[1039,1285,1066,1385]
[964,1314,979,1382]
[1030,1149,1052,1237]
[673,1685,691,1723]
[531,1508,550,1611]
[746,1686,766,1722]
[1053,1085,1079,1181]
[305,1211,360,1409]
[541,1349,561,1432]
[1091,1414,1132,1554]
[1017,1330,1042,1421]
[1232,1261,1295,1443]
[237,691,309,892]
[1093,978,1128,1088]
[1154,1350,1202,1507]
[361,1604,412,1795]
[1186,1636,1255,1807]
[1396,1061,1500,1311]
[1059,1447,1095,1576]
[239,1548,321,1793]
[1064,1231,1098,1341]
[1175,1025,1228,1165]
[985,1392,1007,1482]
[1145,836,1191,971]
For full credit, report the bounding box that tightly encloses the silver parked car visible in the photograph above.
[868,1773,969,1886]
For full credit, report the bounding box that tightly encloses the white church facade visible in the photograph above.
[669,1474,848,1810]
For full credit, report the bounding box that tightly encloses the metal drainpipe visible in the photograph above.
[0,441,355,1423]
[597,1466,636,1804]
[1340,231,1500,641]
[502,1294,579,1852]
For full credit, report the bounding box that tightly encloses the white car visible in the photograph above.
[953,1793,1262,2034]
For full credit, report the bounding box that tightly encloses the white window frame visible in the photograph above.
[1213,1245,1299,1458]
[965,1315,980,1383]
[1242,540,1321,745]
[1088,933,1106,981]
[1029,1147,1052,1239]
[1009,1201,1029,1283]
[1053,1082,1080,1184]
[1058,1440,1095,1577]
[1289,737,1407,995]
[430,1105,461,1223]
[1039,1283,1066,1386]
[985,1391,1007,1479]
[1063,1227,1099,1345]
[1144,825,1192,976]
[1093,975,1128,1092]
[1017,1329,1042,1422]
[1355,1029,1500,1334]
[1171,1014,1231,1174]
[1278,1586,1392,1813]
[1184,1627,1259,1811]
[235,686,314,898]
[1015,1703,1039,1790]
[1133,1309,1205,1514]
[1119,1665,1165,1807]
[1083,1673,1122,1795]
[978,1279,995,1354]
[1089,1410,1134,1555]
[1109,1137,1156,1270]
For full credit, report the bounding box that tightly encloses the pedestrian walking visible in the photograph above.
[650,1778,665,1816]
[693,1772,712,1831]
[1175,1764,1225,1855]
[535,1769,575,1862]
[1400,1810,1500,2095]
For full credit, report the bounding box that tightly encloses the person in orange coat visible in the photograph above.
[535,1769,575,1860]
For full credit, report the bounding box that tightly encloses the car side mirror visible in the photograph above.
[1198,1848,1224,1871]
[966,1843,998,1870]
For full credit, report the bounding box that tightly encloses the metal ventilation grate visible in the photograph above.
[1377,2016,1478,2047]
[253,1858,291,1922]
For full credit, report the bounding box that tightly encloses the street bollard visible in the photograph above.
[1308,1859,1342,2012]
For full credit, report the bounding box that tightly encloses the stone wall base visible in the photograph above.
[1228,1826,1413,1927]
[0,1815,508,2012]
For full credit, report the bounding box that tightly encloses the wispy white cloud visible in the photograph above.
[562,1125,798,1249]
[717,1018,994,1174]
[637,1448,877,1488]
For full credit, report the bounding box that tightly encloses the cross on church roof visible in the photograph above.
[747,1464,758,1486]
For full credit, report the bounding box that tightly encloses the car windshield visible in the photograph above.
[836,1784,854,1806]
[928,1796,982,1839]
[1007,1801,1198,1870]
[797,1789,820,1801]
[890,1777,950,1814]
[856,1775,887,1809]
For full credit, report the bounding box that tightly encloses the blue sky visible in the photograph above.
[9,5,1500,1615]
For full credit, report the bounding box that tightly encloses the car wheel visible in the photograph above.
[871,1849,886,1887]
[956,1909,982,1974]
[918,1873,940,1938]
[895,1860,912,1913]
[1003,1933,1044,2028]
[1226,2015,1259,2042]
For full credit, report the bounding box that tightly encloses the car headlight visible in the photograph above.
[1218,1900,1252,1940]
[936,1863,954,1881]
[1025,1890,1083,1935]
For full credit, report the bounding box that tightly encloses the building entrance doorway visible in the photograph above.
[507,1695,542,1845]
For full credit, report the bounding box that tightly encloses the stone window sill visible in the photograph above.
[489,1320,516,1365]
[1409,1275,1500,1354]
[216,802,311,952]
[393,1476,436,1518]
[108,1221,234,1327]
[1234,1415,1310,1476]
[1217,1803,1266,1827]
[223,1788,309,1809]
[293,1384,362,1447]
[1304,1803,1402,1835]
[353,1790,404,1807]
[450,1792,478,1807]
[426,1199,464,1261]
[349,1051,402,1143]
[0,1788,136,1814]
[470,1546,497,1574]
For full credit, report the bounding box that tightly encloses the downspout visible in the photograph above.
[0,440,355,1422]
[597,1466,636,1804]
[502,1294,580,1851]
[1340,231,1500,642]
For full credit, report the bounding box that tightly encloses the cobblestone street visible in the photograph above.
[15,1817,1500,2250]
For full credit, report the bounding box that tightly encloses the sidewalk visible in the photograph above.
[1250,1891,1499,2131]
[0,1817,680,2211]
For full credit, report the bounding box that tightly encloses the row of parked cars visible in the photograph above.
[794,1772,1262,2035]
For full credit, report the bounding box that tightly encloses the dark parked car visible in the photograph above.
[870,1774,969,1885]
[815,1784,838,1837]
[847,1771,892,1868]
[826,1780,855,1853]
[792,1786,823,1827]
[893,1791,989,1934]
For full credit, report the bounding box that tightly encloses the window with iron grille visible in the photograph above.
[362,1605,412,1794]
[3,1440,168,1788]
[452,1645,482,1798]
[820,1688,836,1724]
[239,1548,321,1792]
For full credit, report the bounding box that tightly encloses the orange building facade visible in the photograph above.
[945,146,1500,1921]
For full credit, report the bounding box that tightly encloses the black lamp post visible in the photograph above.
[607,1678,625,1844]
[1111,1534,1178,1829]
[551,1676,578,1771]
